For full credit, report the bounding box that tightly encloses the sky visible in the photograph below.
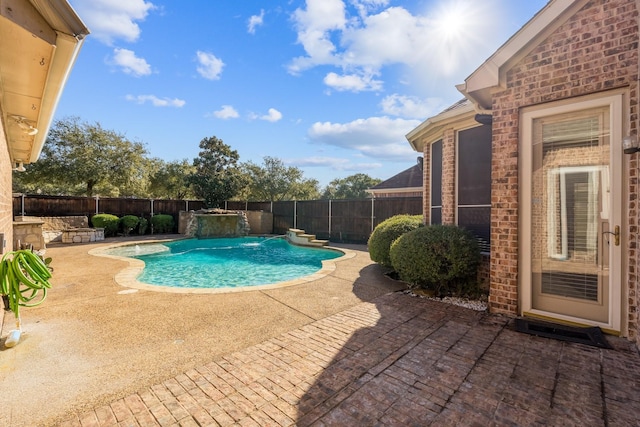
[57,0,549,188]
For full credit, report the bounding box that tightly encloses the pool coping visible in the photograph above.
[88,237,355,294]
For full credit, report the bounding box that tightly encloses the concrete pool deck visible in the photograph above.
[2,236,640,426]
[0,236,405,426]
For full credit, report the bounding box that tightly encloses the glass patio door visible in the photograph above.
[523,98,622,328]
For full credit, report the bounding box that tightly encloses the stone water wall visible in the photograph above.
[180,210,271,237]
[181,209,251,238]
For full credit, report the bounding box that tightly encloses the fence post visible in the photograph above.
[95,196,99,214]
[21,193,25,216]
[185,200,189,211]
[328,199,332,236]
[270,201,273,213]
[293,200,297,229]
[371,198,375,232]
[150,199,154,217]
[224,201,228,210]
[245,201,248,211]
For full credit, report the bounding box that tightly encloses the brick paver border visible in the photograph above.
[58,292,640,426]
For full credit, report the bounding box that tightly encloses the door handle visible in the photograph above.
[604,225,620,246]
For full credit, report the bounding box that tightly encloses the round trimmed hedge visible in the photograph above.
[91,214,120,237]
[389,224,481,297]
[120,215,140,236]
[368,214,423,267]
[151,214,175,233]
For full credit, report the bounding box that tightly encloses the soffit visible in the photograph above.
[0,0,88,165]
[0,14,53,163]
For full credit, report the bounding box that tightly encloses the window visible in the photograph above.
[457,124,491,252]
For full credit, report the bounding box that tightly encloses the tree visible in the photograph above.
[147,158,195,199]
[240,156,320,201]
[189,136,242,207]
[321,173,382,199]
[12,116,148,197]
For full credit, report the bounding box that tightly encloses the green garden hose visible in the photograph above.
[0,250,52,347]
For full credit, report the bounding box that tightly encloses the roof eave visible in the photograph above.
[30,31,87,162]
[457,0,590,110]
[1,0,89,164]
[405,102,476,152]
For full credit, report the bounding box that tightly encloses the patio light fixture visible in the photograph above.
[13,161,26,172]
[623,135,639,154]
[9,115,38,136]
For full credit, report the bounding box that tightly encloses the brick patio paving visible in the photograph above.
[59,292,640,426]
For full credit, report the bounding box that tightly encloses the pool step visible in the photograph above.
[286,228,329,247]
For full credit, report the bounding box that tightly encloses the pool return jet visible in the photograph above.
[0,249,52,348]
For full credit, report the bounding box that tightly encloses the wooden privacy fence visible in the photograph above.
[12,194,422,243]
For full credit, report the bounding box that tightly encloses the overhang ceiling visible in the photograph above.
[0,0,89,165]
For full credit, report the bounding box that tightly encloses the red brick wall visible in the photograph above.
[490,0,639,340]
[423,140,431,224]
[441,129,456,224]
[0,115,13,254]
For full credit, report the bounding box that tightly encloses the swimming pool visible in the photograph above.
[102,237,344,290]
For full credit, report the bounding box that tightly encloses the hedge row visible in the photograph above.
[90,213,174,237]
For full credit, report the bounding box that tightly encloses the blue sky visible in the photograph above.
[59,0,548,187]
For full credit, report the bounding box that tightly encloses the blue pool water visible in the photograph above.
[106,237,342,289]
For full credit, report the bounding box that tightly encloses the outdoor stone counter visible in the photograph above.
[13,220,45,250]
[62,228,104,244]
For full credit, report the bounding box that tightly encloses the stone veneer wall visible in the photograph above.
[490,0,638,340]
[13,220,45,250]
[61,228,104,244]
[16,215,90,243]
[0,113,12,254]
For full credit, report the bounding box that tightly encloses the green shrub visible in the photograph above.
[389,224,481,297]
[91,214,120,237]
[120,215,140,236]
[151,214,174,234]
[137,217,148,235]
[368,214,423,267]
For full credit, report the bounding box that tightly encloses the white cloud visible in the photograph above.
[351,0,390,18]
[288,157,350,167]
[196,51,225,80]
[323,71,382,92]
[288,0,347,74]
[213,105,239,119]
[248,9,265,34]
[125,94,185,107]
[250,108,283,122]
[308,116,421,160]
[289,156,382,171]
[69,0,155,45]
[380,94,444,119]
[289,0,503,91]
[111,48,151,77]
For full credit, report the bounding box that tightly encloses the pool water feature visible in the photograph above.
[104,237,343,289]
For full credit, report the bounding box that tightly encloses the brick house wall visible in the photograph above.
[441,129,456,224]
[0,117,12,255]
[489,0,639,340]
[423,142,431,224]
